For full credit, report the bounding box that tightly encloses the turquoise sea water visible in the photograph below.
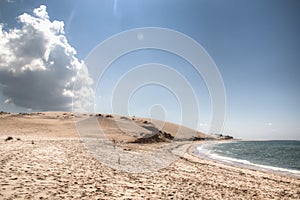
[196,140,300,176]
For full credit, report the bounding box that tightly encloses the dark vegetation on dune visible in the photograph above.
[213,134,234,140]
[1,112,233,144]
[132,130,174,143]
[94,113,234,143]
[0,111,10,115]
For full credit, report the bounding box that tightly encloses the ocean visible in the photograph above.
[196,140,300,177]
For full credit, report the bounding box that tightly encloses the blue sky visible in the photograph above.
[0,0,299,140]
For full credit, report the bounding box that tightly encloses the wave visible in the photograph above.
[195,144,300,177]
[209,153,300,174]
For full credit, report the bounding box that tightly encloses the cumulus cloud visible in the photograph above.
[0,5,93,111]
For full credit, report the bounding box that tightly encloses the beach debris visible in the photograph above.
[112,139,116,149]
[5,136,13,141]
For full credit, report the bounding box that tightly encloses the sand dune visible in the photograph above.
[0,112,299,199]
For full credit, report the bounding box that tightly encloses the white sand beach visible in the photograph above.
[0,112,299,199]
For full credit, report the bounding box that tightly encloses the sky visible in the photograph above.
[0,0,299,140]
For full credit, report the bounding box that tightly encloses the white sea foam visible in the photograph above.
[196,143,300,176]
[209,153,300,175]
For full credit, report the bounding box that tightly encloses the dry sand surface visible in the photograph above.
[0,112,300,199]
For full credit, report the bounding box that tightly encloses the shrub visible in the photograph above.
[120,116,129,120]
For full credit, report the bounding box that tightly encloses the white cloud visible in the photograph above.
[33,5,49,20]
[4,98,12,104]
[265,122,273,126]
[0,5,93,111]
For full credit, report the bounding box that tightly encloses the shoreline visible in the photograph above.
[189,140,300,179]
